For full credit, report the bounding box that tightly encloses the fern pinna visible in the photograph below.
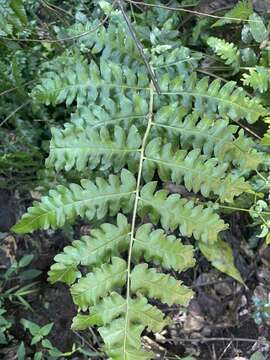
[12,3,267,359]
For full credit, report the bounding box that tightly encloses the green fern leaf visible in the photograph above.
[71,312,103,330]
[154,105,262,170]
[47,124,141,172]
[48,214,130,285]
[12,170,136,233]
[69,99,148,131]
[48,214,195,284]
[32,59,149,106]
[131,264,193,306]
[212,0,253,27]
[99,319,153,360]
[153,46,202,79]
[47,262,81,286]
[0,0,27,36]
[139,182,228,243]
[143,139,250,202]
[75,292,169,332]
[133,223,195,272]
[70,257,127,310]
[242,66,270,93]
[61,21,143,68]
[159,72,266,123]
[207,37,240,72]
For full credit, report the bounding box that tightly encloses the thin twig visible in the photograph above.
[40,0,74,18]
[117,0,161,94]
[124,0,262,23]
[235,120,262,140]
[197,69,228,83]
[0,101,31,127]
[72,330,102,355]
[170,337,270,345]
[0,80,35,98]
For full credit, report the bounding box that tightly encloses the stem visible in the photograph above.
[218,204,270,217]
[123,83,154,357]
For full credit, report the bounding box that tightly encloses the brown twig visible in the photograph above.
[0,101,31,127]
[117,0,161,94]
[124,0,261,23]
[0,80,35,98]
[169,336,270,345]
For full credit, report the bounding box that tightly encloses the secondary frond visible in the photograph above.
[131,264,193,306]
[48,214,131,285]
[133,223,195,272]
[12,170,136,233]
[158,72,267,123]
[0,0,27,36]
[139,182,228,243]
[207,37,240,72]
[32,59,149,106]
[153,105,262,170]
[46,124,141,172]
[61,21,143,68]
[143,139,250,202]
[212,0,253,27]
[69,100,148,131]
[70,257,127,309]
[48,214,195,285]
[152,46,202,79]
[242,66,270,93]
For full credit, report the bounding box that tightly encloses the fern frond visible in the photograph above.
[32,59,149,106]
[70,100,148,131]
[99,319,153,360]
[48,215,195,285]
[62,21,142,68]
[46,124,141,172]
[159,72,267,123]
[153,46,202,79]
[48,213,194,359]
[12,170,136,233]
[131,264,192,306]
[72,292,169,333]
[133,223,195,272]
[139,182,228,243]
[48,214,130,285]
[70,257,127,309]
[143,139,250,202]
[212,0,253,27]
[207,37,240,72]
[242,66,270,93]
[0,0,27,36]
[154,105,262,170]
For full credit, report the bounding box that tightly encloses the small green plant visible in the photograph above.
[19,319,77,359]
[0,254,40,345]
